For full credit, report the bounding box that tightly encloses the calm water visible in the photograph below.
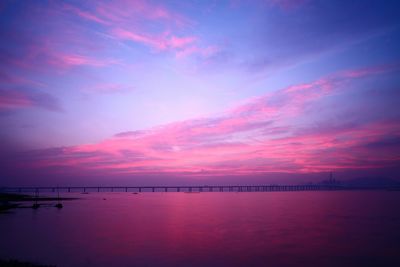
[1,191,400,267]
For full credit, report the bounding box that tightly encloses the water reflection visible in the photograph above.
[1,192,400,267]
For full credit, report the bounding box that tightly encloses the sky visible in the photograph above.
[0,0,400,186]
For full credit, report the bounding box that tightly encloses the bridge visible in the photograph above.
[1,184,349,194]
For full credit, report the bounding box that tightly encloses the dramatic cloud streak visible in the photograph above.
[62,0,216,58]
[11,64,399,178]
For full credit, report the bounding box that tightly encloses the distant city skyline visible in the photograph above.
[1,0,399,185]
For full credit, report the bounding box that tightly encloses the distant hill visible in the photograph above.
[344,177,400,187]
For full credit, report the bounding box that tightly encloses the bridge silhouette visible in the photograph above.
[1,184,349,194]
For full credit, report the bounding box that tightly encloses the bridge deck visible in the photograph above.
[0,185,353,193]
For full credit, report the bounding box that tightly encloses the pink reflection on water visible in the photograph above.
[1,192,400,267]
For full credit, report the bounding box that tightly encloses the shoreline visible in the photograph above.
[0,193,78,213]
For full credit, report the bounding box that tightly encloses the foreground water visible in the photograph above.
[1,191,400,267]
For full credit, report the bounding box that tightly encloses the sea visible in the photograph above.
[1,191,400,267]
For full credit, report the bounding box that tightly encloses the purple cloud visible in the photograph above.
[0,88,62,112]
[3,64,398,181]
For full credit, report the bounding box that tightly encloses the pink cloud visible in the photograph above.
[0,36,118,73]
[0,90,32,109]
[0,71,43,87]
[341,62,400,78]
[0,89,62,111]
[169,36,197,49]
[62,4,109,25]
[93,0,189,26]
[61,1,213,58]
[49,53,118,68]
[112,28,215,58]
[0,71,62,111]
[112,28,167,50]
[20,64,399,176]
[113,28,204,54]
